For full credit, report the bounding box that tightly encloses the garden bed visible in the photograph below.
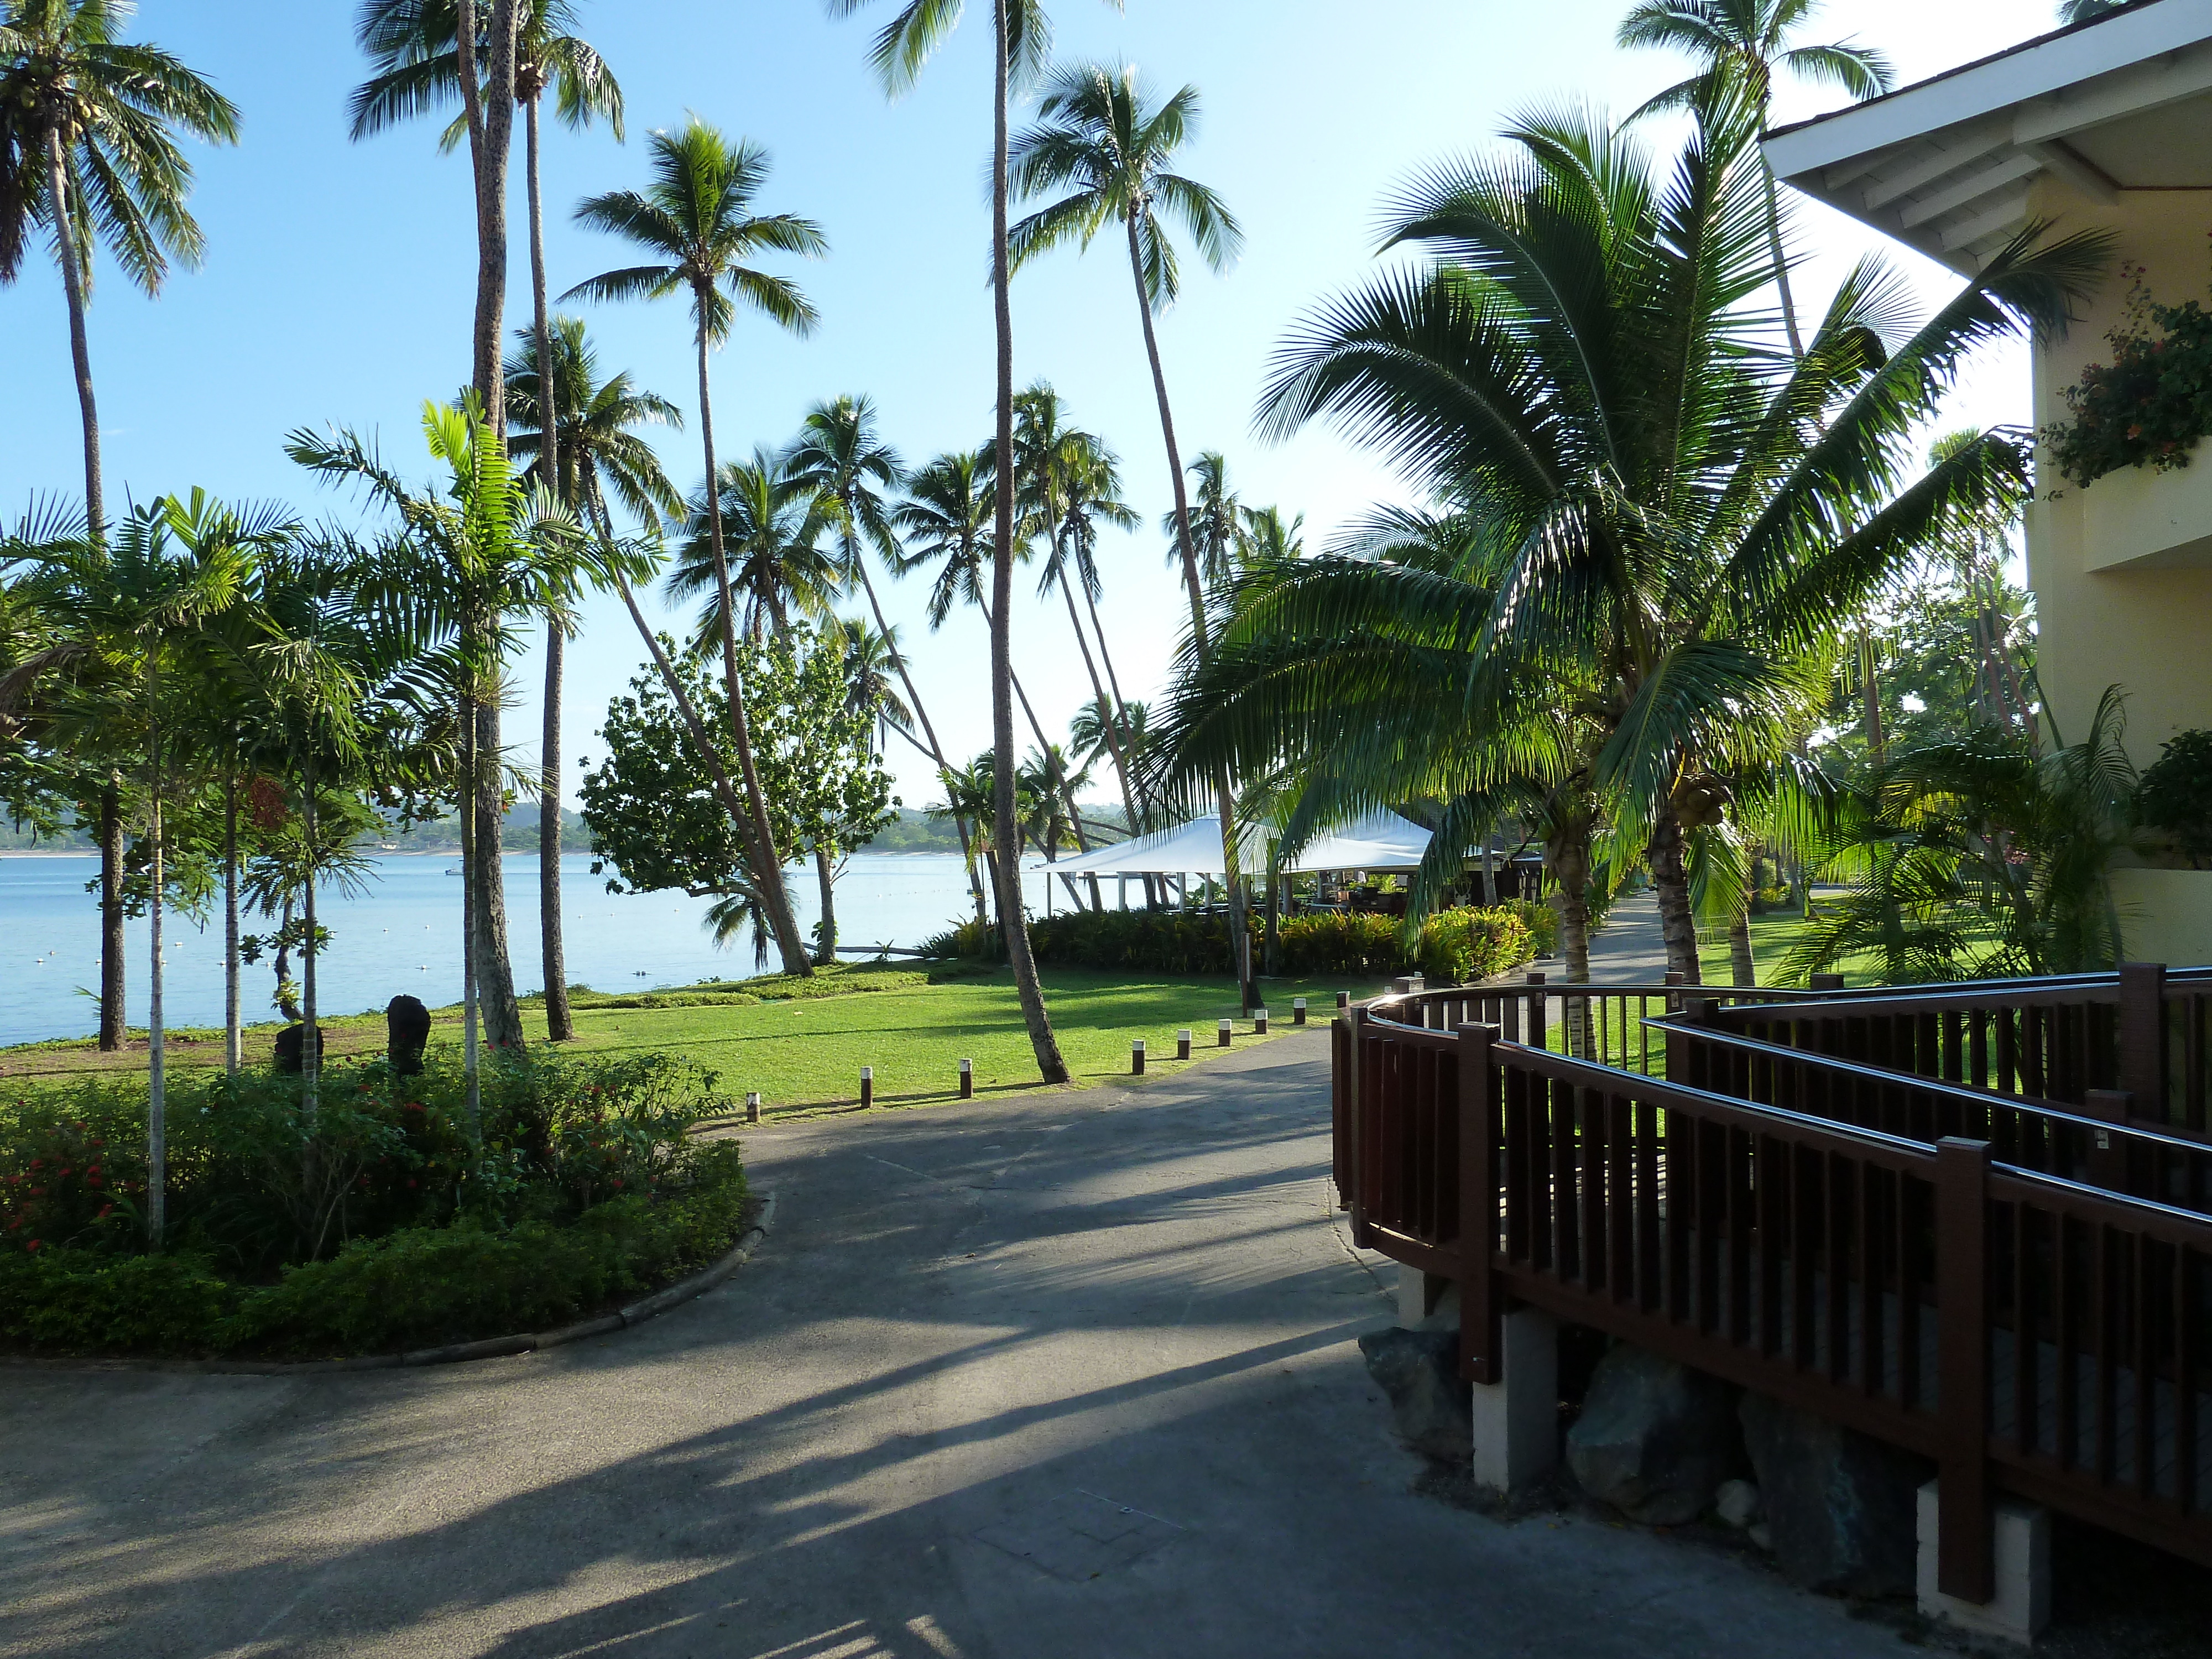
[0,1050,753,1362]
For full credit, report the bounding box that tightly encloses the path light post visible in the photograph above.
[746,1092,761,1124]
[1293,998,1307,1026]
[1337,990,1350,1015]
[1255,1008,1270,1035]
[1177,1029,1192,1061]
[1218,1018,1233,1048]
[1132,1039,1146,1076]
[959,1058,974,1099]
[860,1066,874,1109]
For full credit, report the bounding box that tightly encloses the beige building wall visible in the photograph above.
[2026,179,2212,964]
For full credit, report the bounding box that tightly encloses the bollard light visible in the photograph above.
[1293,998,1308,1026]
[745,1091,761,1125]
[1337,990,1351,1013]
[1131,1039,1146,1076]
[860,1066,874,1109]
[1255,1007,1270,1035]
[1177,1029,1193,1061]
[1218,1018,1234,1048]
[959,1057,974,1099]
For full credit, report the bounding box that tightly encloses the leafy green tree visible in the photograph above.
[1618,0,1891,356]
[1009,60,1255,999]
[581,623,893,968]
[565,118,825,975]
[827,0,1121,1083]
[1166,95,2103,982]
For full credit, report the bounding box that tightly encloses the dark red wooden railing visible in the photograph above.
[1333,983,2212,1598]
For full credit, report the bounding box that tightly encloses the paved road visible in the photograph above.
[0,1032,1906,1659]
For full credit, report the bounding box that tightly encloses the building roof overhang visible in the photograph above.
[1762,0,2212,274]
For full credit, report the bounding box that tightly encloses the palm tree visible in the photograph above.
[1175,451,1247,591]
[565,118,825,977]
[826,0,1110,1084]
[504,314,678,1037]
[2058,1,2137,20]
[839,616,912,747]
[1008,61,1255,1004]
[0,0,239,1050]
[670,450,842,644]
[352,0,623,1043]
[1239,505,1304,565]
[1618,0,1891,357]
[1166,97,2105,984]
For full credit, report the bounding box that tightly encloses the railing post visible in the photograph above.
[1936,1136,1995,1605]
[2119,962,2167,1120]
[1525,971,1545,1050]
[1349,1004,1373,1248]
[1811,973,1845,994]
[1456,1022,1503,1386]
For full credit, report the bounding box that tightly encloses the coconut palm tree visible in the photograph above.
[0,0,239,1048]
[669,450,842,644]
[1618,0,1891,356]
[565,118,825,976]
[1174,451,1247,592]
[2057,1,2136,21]
[826,0,1112,1084]
[1165,95,2105,983]
[1008,61,1256,1004]
[1239,505,1304,566]
[504,314,677,1037]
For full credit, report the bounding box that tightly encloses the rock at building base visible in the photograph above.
[1714,1478,1762,1531]
[1359,1326,1470,1462]
[1566,1343,1743,1525]
[1740,1392,1928,1597]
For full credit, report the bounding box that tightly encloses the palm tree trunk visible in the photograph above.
[992,1,1068,1083]
[1728,902,1757,988]
[1548,827,1592,1058]
[224,766,241,1074]
[275,900,301,1024]
[1077,579,1142,811]
[98,779,124,1051]
[1647,804,1703,985]
[1056,578,1143,838]
[813,843,837,966]
[1126,210,1252,1008]
[474,690,524,1048]
[694,320,813,977]
[303,753,321,1126]
[45,122,103,543]
[146,726,165,1247]
[460,690,481,1133]
[526,93,573,1044]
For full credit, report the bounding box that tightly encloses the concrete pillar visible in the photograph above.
[1916,1483,2051,1644]
[1396,1265,1459,1331]
[1470,1307,1558,1495]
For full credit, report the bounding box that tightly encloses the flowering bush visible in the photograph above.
[2046,257,2212,489]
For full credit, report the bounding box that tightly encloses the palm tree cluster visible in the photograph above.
[1152,60,2107,988]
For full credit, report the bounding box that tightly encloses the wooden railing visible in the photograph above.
[1333,992,2212,1592]
[1711,964,2212,1138]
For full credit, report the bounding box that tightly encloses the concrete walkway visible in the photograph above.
[1585,889,1671,985]
[0,1034,1908,1658]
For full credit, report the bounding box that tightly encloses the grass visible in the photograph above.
[1,961,1386,1118]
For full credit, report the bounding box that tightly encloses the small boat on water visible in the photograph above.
[444,868,461,876]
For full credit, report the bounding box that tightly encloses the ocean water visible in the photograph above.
[0,852,1095,1045]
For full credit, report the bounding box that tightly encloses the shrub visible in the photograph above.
[1496,898,1561,958]
[2138,729,2212,868]
[0,1249,239,1350]
[2046,260,2212,489]
[1026,904,1537,982]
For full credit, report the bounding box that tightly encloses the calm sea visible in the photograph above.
[0,852,1087,1045]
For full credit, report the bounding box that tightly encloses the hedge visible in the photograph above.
[1024,902,1540,983]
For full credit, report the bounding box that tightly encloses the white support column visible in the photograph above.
[1470,1308,1557,1495]
[1916,1482,2051,1644]
[1396,1265,1459,1331]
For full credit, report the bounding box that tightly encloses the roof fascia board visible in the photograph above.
[2011,40,2212,143]
[1763,0,2212,181]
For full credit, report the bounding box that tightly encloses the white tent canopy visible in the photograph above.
[1280,810,1433,874]
[1048,809,1434,878]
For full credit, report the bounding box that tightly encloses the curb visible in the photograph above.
[5,1192,778,1379]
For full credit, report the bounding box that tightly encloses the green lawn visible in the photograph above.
[2,962,1386,1118]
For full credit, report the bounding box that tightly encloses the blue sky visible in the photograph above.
[0,0,2057,810]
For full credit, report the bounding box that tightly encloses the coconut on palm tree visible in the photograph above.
[1618,0,1891,356]
[0,0,239,1050]
[826,0,1117,1084]
[565,118,825,977]
[1008,61,1256,1004]
[1161,93,2106,984]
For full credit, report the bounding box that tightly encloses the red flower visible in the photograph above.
[96,1205,112,1219]
[611,1178,624,1190]
[25,1240,40,1251]
[86,1166,99,1178]
[407,1178,418,1190]
[28,1160,41,1171]
[56,1168,71,1178]
[27,1188,43,1198]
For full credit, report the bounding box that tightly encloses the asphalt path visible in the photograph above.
[0,1029,1907,1658]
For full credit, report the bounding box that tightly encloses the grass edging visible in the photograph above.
[0,1191,779,1378]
